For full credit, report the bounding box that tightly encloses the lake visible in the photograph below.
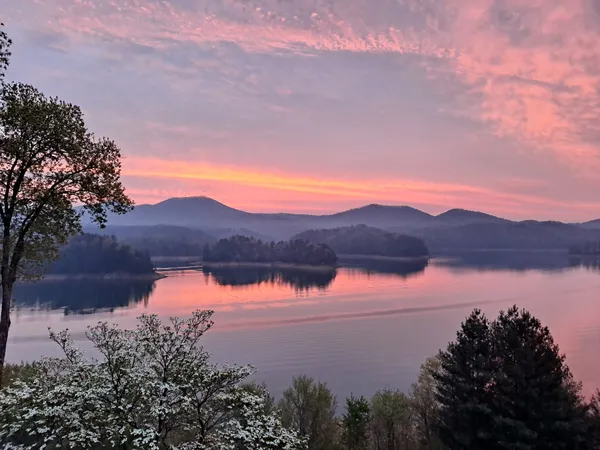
[7,252,600,401]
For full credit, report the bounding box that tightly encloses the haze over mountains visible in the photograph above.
[86,196,600,253]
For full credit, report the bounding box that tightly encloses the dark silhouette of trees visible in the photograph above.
[293,225,429,258]
[434,306,590,450]
[203,235,338,266]
[49,234,154,275]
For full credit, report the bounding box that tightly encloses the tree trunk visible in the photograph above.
[0,270,12,386]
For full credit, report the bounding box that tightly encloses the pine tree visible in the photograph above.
[434,306,592,450]
[434,309,496,450]
[490,307,589,450]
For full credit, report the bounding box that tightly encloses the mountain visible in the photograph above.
[92,196,600,253]
[329,204,434,229]
[580,218,600,230]
[435,209,508,226]
[105,196,248,227]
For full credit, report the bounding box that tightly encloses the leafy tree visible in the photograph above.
[434,306,591,450]
[0,75,133,379]
[0,23,10,80]
[279,375,339,450]
[409,357,445,450]
[369,389,414,450]
[341,395,370,450]
[0,310,305,449]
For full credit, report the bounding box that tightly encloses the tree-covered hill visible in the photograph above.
[49,234,155,275]
[292,225,430,258]
[203,235,338,266]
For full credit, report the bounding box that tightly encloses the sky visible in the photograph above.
[3,0,600,220]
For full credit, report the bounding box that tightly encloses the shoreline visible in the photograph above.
[201,262,337,272]
[337,254,430,263]
[39,272,166,281]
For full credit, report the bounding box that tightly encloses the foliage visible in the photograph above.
[0,310,305,450]
[409,357,446,450]
[292,225,429,258]
[369,389,414,450]
[96,225,216,257]
[1,361,38,386]
[49,233,154,275]
[0,65,132,380]
[434,306,590,450]
[203,235,338,266]
[0,23,11,80]
[341,395,370,450]
[279,375,339,450]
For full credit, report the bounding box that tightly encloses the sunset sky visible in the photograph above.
[4,0,600,220]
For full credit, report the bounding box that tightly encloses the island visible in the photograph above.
[291,224,430,259]
[49,234,158,278]
[202,235,338,268]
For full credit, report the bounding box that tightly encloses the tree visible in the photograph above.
[369,389,413,450]
[434,306,591,450]
[434,309,495,450]
[279,375,339,450]
[490,307,589,450]
[409,357,445,450]
[0,310,305,449]
[341,395,370,450]
[0,23,11,80]
[0,79,133,381]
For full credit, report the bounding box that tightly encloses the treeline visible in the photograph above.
[203,235,338,266]
[94,225,216,257]
[411,221,600,252]
[50,234,155,275]
[293,225,430,258]
[569,241,600,256]
[3,306,600,449]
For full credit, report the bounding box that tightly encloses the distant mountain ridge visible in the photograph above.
[101,196,508,233]
[89,196,600,252]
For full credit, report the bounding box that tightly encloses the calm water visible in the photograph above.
[7,253,600,400]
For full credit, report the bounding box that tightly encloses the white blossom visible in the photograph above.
[0,310,306,450]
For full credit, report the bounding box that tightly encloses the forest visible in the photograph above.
[202,235,338,266]
[293,225,430,258]
[49,234,155,275]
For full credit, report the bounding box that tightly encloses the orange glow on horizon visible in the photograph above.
[122,157,600,220]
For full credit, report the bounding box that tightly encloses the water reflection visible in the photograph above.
[569,256,600,272]
[201,266,337,292]
[435,250,572,272]
[13,278,156,315]
[341,257,429,279]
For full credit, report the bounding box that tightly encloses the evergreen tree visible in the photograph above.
[490,307,589,450]
[434,309,495,450]
[435,306,591,450]
[341,395,370,450]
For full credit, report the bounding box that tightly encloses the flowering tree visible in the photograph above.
[0,310,305,450]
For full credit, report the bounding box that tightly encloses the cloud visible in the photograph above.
[122,157,600,219]
[5,0,600,218]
